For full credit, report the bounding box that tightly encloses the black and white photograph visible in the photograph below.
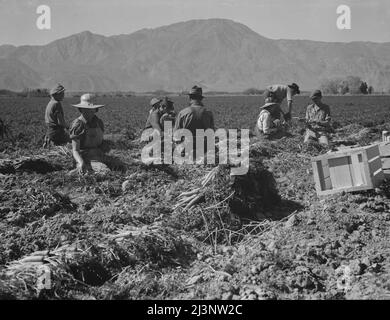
[1,0,390,307]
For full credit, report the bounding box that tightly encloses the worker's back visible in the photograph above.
[175,103,214,136]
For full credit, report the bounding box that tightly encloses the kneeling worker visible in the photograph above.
[256,101,285,140]
[304,90,331,146]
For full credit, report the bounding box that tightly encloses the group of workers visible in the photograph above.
[256,83,331,145]
[42,82,331,175]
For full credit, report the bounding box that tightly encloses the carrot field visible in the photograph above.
[1,94,390,300]
[1,95,390,149]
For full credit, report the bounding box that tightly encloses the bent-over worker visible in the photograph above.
[264,83,300,121]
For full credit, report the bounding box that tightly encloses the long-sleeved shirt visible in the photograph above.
[144,109,162,132]
[266,85,293,104]
[305,103,331,132]
[45,98,65,127]
[257,109,275,134]
[174,101,215,136]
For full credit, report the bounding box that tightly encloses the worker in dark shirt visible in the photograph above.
[174,86,215,136]
[43,84,69,147]
[174,86,215,160]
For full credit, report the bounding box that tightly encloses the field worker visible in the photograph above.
[69,94,110,175]
[43,84,69,147]
[148,97,162,115]
[174,86,214,160]
[255,101,285,140]
[159,96,176,131]
[174,86,215,135]
[264,83,300,121]
[304,90,331,146]
[141,98,163,142]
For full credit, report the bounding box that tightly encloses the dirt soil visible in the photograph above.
[1,123,390,300]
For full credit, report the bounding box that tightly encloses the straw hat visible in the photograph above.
[72,94,104,109]
[150,97,162,107]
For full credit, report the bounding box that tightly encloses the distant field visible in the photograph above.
[1,95,390,147]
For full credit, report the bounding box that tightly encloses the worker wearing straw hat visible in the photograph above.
[69,94,109,175]
[43,84,69,147]
[255,99,286,139]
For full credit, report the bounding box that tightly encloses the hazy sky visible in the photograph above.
[1,0,389,45]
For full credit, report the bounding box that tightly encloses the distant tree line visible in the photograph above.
[19,88,50,97]
[320,76,374,95]
[242,88,264,95]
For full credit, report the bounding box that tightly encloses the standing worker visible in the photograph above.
[44,84,69,147]
[304,90,332,146]
[264,83,300,121]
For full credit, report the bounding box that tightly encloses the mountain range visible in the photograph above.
[1,19,390,92]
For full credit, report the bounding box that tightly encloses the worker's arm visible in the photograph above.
[53,102,68,129]
[284,100,293,121]
[72,139,87,175]
[208,111,216,131]
[316,108,331,129]
[173,112,184,143]
[57,111,68,129]
[149,112,162,133]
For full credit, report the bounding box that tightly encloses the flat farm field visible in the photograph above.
[1,95,390,148]
[1,95,390,300]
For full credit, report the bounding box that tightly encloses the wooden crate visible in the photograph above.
[378,141,390,178]
[312,144,384,196]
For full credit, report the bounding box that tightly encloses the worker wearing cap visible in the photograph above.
[255,100,285,140]
[304,90,331,146]
[159,96,176,131]
[44,84,69,147]
[141,98,163,143]
[264,83,300,121]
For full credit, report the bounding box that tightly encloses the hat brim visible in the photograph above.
[50,89,65,95]
[72,103,105,109]
[260,102,279,109]
[188,93,204,98]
